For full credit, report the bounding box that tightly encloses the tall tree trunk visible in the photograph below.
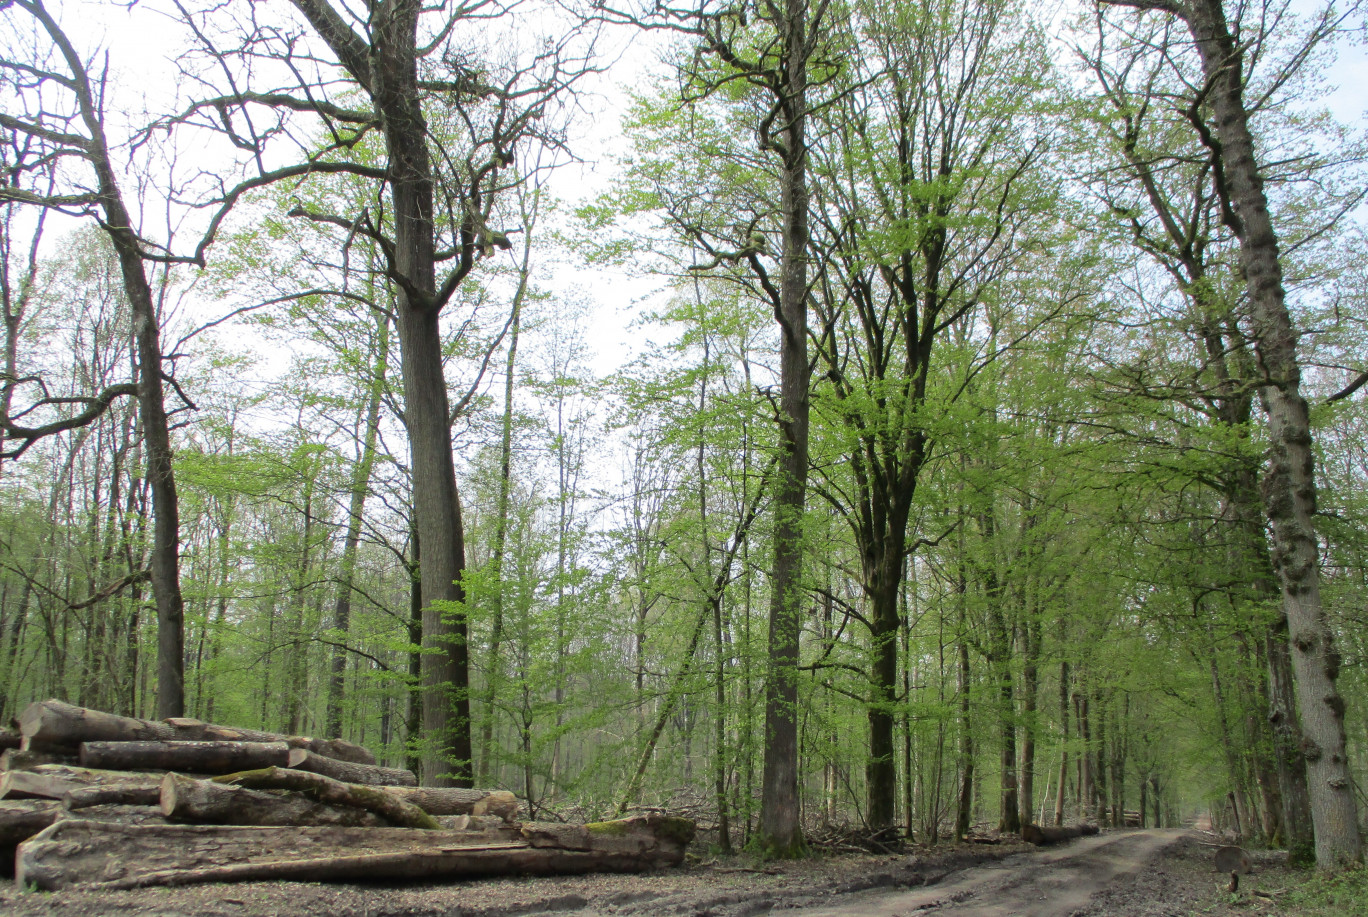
[758,0,813,859]
[290,0,473,789]
[1124,0,1364,867]
[1054,661,1069,827]
[1225,468,1314,860]
[404,529,423,779]
[955,612,974,840]
[1093,693,1107,825]
[326,309,389,740]
[1019,619,1040,830]
[33,0,188,717]
[284,468,316,736]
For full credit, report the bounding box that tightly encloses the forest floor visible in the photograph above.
[0,827,1310,917]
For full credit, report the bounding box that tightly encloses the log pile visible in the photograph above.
[1,700,694,890]
[1021,823,1101,846]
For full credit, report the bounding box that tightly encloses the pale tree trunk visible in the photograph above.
[1149,0,1363,867]
[284,467,317,736]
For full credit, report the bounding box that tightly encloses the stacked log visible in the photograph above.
[18,700,374,764]
[18,813,696,890]
[1,699,693,890]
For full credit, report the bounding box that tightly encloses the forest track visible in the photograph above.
[759,829,1190,917]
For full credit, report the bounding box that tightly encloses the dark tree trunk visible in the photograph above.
[290,0,472,789]
[1019,620,1040,830]
[955,633,974,840]
[24,0,191,719]
[758,0,813,859]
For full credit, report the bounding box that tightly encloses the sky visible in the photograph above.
[24,0,1368,390]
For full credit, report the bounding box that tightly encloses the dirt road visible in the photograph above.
[767,830,1190,917]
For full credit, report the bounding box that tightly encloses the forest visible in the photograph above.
[0,0,1364,873]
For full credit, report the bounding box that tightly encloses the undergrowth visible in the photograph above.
[1281,864,1368,916]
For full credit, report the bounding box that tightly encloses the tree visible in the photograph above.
[805,0,1054,833]
[597,0,833,856]
[1,0,189,717]
[1096,0,1362,868]
[171,0,587,784]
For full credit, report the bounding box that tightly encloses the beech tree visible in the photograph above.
[806,0,1056,834]
[1095,0,1362,868]
[595,0,833,855]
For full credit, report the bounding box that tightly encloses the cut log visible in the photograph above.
[0,770,77,801]
[160,773,386,827]
[435,814,508,831]
[63,804,170,827]
[0,728,19,751]
[0,800,60,846]
[1214,845,1252,874]
[0,749,75,770]
[162,717,374,765]
[16,814,696,889]
[0,765,161,802]
[383,786,519,821]
[18,700,173,751]
[17,701,374,765]
[212,766,438,829]
[64,785,163,809]
[79,740,290,773]
[285,748,417,787]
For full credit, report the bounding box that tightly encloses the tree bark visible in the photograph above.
[757,0,814,859]
[1055,659,1069,827]
[18,815,695,890]
[955,633,974,840]
[1107,0,1363,868]
[477,294,519,785]
[0,799,61,846]
[286,748,417,787]
[77,740,289,773]
[382,786,519,820]
[326,308,389,740]
[212,767,437,829]
[289,0,473,790]
[19,701,374,764]
[19,699,173,749]
[0,765,160,802]
[160,772,386,827]
[15,0,190,718]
